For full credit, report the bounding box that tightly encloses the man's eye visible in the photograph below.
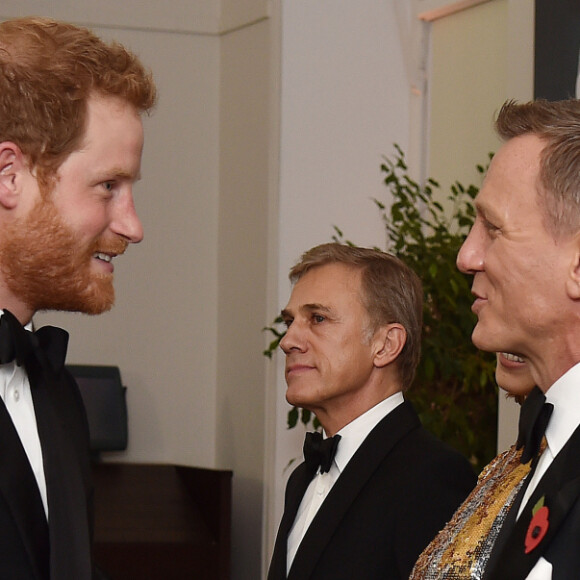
[283,319,293,329]
[483,219,499,233]
[313,314,325,324]
[102,181,115,192]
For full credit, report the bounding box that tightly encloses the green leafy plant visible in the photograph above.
[264,144,498,471]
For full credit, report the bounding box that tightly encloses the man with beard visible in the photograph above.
[0,17,156,579]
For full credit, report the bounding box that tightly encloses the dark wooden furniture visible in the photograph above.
[92,463,232,580]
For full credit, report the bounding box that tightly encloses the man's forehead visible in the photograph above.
[295,264,360,292]
[474,176,540,218]
[284,279,334,311]
[284,266,364,313]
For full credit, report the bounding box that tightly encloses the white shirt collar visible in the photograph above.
[329,392,404,473]
[544,361,580,457]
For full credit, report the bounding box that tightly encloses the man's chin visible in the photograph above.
[79,290,115,315]
[76,299,114,316]
[32,282,115,315]
[285,387,313,410]
[36,297,114,316]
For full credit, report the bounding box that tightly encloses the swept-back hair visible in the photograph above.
[495,98,580,237]
[290,243,423,390]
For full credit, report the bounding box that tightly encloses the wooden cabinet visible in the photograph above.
[92,463,232,580]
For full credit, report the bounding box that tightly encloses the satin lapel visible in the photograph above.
[487,422,580,580]
[29,360,92,580]
[288,401,420,580]
[0,394,49,579]
[268,462,315,579]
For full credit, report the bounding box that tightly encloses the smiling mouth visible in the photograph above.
[93,252,113,263]
[500,352,525,363]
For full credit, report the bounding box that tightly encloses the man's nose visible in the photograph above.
[457,225,484,274]
[110,189,144,244]
[280,321,305,354]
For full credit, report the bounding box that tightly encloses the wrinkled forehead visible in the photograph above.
[286,263,365,310]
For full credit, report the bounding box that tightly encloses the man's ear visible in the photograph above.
[566,237,580,300]
[0,142,26,210]
[373,323,406,368]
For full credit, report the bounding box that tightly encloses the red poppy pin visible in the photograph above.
[525,496,549,554]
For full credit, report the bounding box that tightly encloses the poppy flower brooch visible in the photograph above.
[525,496,550,554]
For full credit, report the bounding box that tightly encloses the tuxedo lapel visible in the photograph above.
[0,394,49,579]
[487,422,580,579]
[288,401,420,580]
[268,462,315,579]
[28,359,93,580]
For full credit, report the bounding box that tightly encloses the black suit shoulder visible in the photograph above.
[351,402,477,578]
[282,401,476,580]
[54,368,92,464]
[387,418,477,574]
[0,357,95,579]
[33,363,96,579]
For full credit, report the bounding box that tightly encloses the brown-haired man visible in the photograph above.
[0,16,155,579]
[267,243,476,580]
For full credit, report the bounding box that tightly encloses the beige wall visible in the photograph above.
[429,0,507,190]
[217,16,271,576]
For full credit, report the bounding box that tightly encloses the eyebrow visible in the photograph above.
[96,167,142,182]
[475,199,500,223]
[280,303,332,319]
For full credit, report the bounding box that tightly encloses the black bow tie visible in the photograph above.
[516,385,554,465]
[303,431,341,476]
[0,309,68,374]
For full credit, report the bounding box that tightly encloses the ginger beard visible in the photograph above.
[0,198,127,315]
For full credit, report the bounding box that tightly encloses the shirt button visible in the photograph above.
[13,389,20,402]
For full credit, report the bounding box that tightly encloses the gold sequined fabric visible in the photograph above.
[409,444,534,579]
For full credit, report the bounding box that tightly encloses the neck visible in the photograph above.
[527,351,579,393]
[0,303,33,326]
[0,279,34,325]
[315,387,402,436]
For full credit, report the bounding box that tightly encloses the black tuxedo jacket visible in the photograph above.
[0,338,95,579]
[485,421,580,580]
[268,400,477,580]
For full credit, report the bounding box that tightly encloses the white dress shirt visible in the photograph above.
[286,392,404,573]
[519,361,580,580]
[0,311,48,517]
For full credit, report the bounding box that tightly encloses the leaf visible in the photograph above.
[300,408,312,425]
[333,225,343,237]
[287,407,298,429]
[532,496,545,515]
